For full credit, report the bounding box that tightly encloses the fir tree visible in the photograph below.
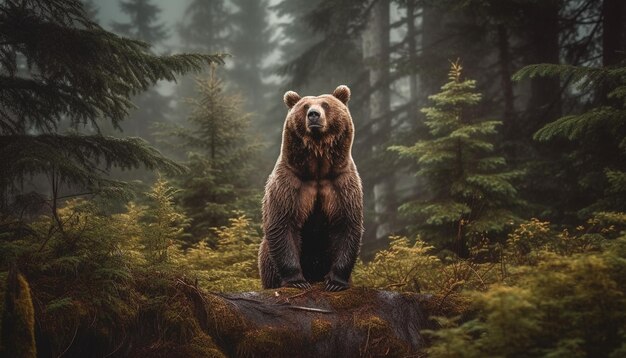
[0,0,224,214]
[111,0,167,45]
[514,63,626,216]
[390,61,522,253]
[81,0,99,21]
[141,178,188,265]
[178,0,230,53]
[158,68,262,241]
[110,0,171,144]
[273,0,367,91]
[184,213,261,291]
[228,0,274,112]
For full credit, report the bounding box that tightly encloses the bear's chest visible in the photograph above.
[299,179,340,222]
[304,156,333,180]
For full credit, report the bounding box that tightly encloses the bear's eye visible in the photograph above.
[303,104,310,111]
[322,102,330,110]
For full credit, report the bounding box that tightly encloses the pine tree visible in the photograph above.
[390,61,522,253]
[184,213,261,291]
[111,0,167,45]
[273,0,367,91]
[158,68,262,241]
[141,178,188,265]
[228,0,274,113]
[81,0,99,21]
[178,0,231,53]
[0,0,224,214]
[110,0,171,142]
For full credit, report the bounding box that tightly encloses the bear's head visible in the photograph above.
[282,85,353,156]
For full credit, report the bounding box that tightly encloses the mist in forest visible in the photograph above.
[1,0,626,356]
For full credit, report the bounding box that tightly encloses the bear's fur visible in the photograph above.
[258,85,364,292]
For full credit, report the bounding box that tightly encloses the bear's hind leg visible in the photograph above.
[258,239,281,289]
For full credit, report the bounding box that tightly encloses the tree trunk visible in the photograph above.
[602,0,626,67]
[497,24,515,136]
[362,0,394,243]
[168,281,436,357]
[406,0,419,114]
[600,0,626,102]
[420,4,447,98]
[523,0,562,132]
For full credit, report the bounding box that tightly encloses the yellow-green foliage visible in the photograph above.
[425,222,626,357]
[354,236,499,294]
[1,272,36,358]
[506,216,613,267]
[141,178,189,265]
[311,319,333,339]
[354,236,441,292]
[0,178,261,355]
[184,214,261,291]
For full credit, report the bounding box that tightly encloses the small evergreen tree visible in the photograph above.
[141,178,188,265]
[390,60,522,253]
[158,68,262,241]
[184,213,261,291]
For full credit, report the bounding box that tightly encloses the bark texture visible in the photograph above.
[176,282,434,357]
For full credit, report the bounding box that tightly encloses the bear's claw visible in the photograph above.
[287,280,311,290]
[325,279,349,292]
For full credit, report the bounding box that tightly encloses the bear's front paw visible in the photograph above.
[282,277,312,290]
[325,277,349,292]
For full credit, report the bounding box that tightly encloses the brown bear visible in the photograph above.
[258,85,364,292]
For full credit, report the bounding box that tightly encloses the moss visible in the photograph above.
[204,294,248,338]
[236,326,303,358]
[311,318,333,339]
[182,334,227,358]
[1,272,36,358]
[356,314,411,357]
[326,286,378,310]
[355,314,387,330]
[0,271,6,354]
[261,286,303,298]
[418,293,471,318]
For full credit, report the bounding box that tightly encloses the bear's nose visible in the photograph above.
[307,108,321,121]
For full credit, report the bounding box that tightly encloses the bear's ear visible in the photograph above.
[283,91,301,109]
[332,85,351,105]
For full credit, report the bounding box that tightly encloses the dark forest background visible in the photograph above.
[1,0,626,356]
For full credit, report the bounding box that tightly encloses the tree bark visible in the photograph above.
[602,0,626,67]
[406,0,419,114]
[171,281,436,357]
[497,24,515,136]
[522,0,562,131]
[600,0,626,102]
[420,4,446,98]
[362,0,394,243]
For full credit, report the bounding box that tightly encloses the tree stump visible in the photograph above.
[177,280,435,357]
